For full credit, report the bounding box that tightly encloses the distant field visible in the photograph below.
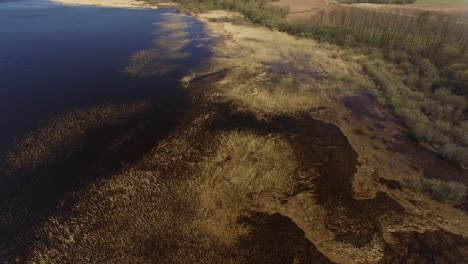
[384,1,468,16]
[271,0,327,13]
[416,0,468,4]
[273,0,468,20]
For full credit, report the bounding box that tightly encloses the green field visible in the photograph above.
[416,0,468,4]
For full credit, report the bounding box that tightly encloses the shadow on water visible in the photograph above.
[0,4,214,259]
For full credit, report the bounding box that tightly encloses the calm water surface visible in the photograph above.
[0,0,210,255]
[0,0,207,153]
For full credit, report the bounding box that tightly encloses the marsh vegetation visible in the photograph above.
[2,0,468,263]
[166,0,468,167]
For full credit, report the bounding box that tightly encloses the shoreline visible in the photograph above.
[4,5,467,263]
[50,0,169,9]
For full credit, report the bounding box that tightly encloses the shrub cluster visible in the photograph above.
[404,177,466,204]
[364,62,468,167]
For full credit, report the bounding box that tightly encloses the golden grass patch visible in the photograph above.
[194,130,318,249]
[198,131,296,219]
[25,116,241,263]
[187,11,373,117]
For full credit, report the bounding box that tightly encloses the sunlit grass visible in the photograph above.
[198,131,297,242]
[187,12,371,117]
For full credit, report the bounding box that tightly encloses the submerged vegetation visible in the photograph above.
[125,14,190,77]
[159,0,468,167]
[5,102,151,171]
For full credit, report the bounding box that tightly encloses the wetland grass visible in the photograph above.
[5,101,151,171]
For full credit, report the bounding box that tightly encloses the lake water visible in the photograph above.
[0,0,208,153]
[0,0,210,256]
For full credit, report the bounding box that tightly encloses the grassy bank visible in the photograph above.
[152,0,468,167]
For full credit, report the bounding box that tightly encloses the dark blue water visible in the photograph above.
[0,0,207,152]
[0,1,211,257]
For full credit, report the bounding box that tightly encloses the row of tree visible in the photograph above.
[304,7,468,94]
[297,7,468,165]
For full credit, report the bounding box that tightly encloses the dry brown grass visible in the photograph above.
[221,71,344,115]
[197,131,297,241]
[187,11,372,117]
[5,101,151,171]
[25,115,242,263]
[187,11,468,262]
[23,118,319,263]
